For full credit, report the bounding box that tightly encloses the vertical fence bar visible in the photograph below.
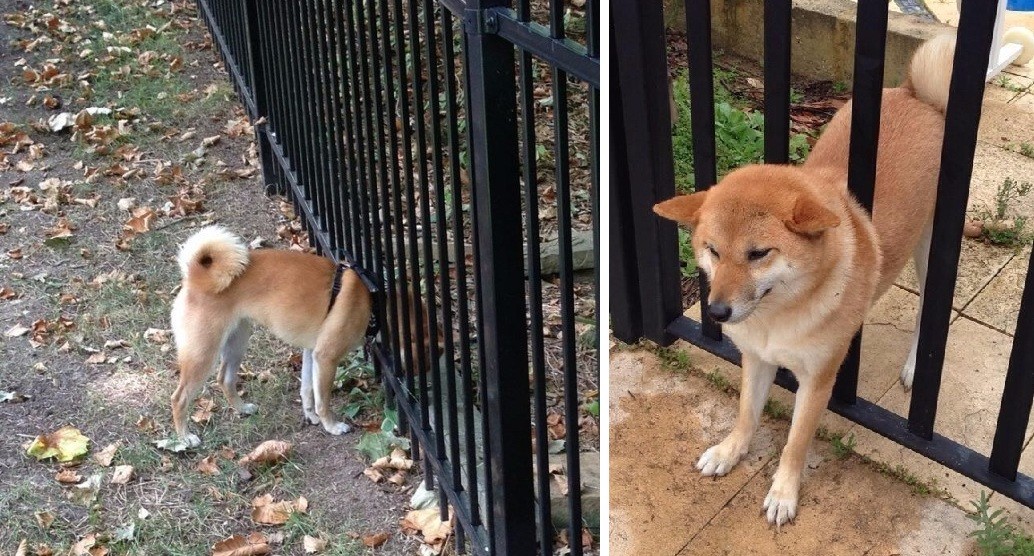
[832,0,889,405]
[763,0,791,164]
[683,0,722,341]
[989,250,1034,480]
[444,7,486,538]
[465,0,536,552]
[908,0,998,439]
[516,0,552,549]
[610,18,644,342]
[242,0,278,194]
[611,0,681,346]
[405,0,440,486]
[418,0,454,517]
[547,2,583,552]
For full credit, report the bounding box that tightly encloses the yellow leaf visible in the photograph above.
[93,442,119,466]
[26,426,90,462]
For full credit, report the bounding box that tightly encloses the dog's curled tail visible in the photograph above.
[905,34,957,113]
[177,225,249,294]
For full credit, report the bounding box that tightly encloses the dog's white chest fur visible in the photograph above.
[725,323,834,380]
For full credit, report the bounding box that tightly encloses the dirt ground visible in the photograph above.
[0,1,421,554]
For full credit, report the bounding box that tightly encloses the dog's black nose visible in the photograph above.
[707,302,732,323]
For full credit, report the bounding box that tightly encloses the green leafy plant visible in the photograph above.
[829,433,856,459]
[968,491,1034,555]
[973,177,1033,247]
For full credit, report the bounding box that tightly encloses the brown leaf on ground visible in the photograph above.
[211,533,270,556]
[110,465,133,484]
[303,535,329,553]
[0,286,19,299]
[34,511,54,529]
[55,468,82,484]
[361,532,388,548]
[400,507,453,547]
[192,397,216,424]
[123,206,156,234]
[238,440,291,467]
[71,533,101,556]
[198,455,221,476]
[93,442,119,466]
[85,352,106,364]
[135,415,156,433]
[250,494,307,525]
[363,467,384,483]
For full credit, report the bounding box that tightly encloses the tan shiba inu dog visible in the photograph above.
[169,226,373,447]
[654,35,957,527]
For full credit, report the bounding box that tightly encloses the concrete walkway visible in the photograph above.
[610,66,1034,553]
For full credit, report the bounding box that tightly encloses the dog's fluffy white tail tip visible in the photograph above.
[177,225,249,294]
[908,34,957,113]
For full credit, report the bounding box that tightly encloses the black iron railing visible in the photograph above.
[613,0,1034,508]
[197,1,599,554]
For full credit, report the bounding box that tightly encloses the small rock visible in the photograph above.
[963,220,984,238]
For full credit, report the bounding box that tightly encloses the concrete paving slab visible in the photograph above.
[896,238,1017,311]
[979,87,1034,150]
[963,247,1032,335]
[967,140,1034,222]
[680,440,975,556]
[850,317,1025,506]
[609,349,782,555]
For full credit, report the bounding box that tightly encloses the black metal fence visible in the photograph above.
[197,0,599,554]
[613,0,1034,508]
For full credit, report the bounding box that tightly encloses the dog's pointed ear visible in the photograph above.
[786,193,840,235]
[653,192,707,228]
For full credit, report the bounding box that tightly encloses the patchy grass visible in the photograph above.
[763,398,792,421]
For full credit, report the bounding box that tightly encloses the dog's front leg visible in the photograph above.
[300,350,320,425]
[763,364,836,529]
[697,352,777,476]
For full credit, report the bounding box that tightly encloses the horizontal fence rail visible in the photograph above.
[612,0,1034,510]
[198,0,600,554]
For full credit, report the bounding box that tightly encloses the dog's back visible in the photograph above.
[804,35,954,297]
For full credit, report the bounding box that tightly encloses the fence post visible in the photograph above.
[464,2,536,554]
[242,0,280,195]
[611,0,681,346]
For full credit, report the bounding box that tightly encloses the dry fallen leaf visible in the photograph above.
[93,442,119,466]
[55,468,82,484]
[192,397,216,424]
[211,533,270,556]
[34,511,55,529]
[238,440,291,467]
[361,532,388,549]
[401,507,453,546]
[197,455,221,476]
[110,465,133,484]
[250,494,307,525]
[303,535,329,553]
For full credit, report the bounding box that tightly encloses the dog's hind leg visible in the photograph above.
[300,349,320,425]
[901,218,933,390]
[218,320,255,415]
[171,318,227,447]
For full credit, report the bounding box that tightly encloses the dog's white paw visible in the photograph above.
[323,421,352,436]
[696,438,747,477]
[303,409,320,426]
[184,433,201,449]
[900,359,915,391]
[763,478,799,530]
[239,403,258,415]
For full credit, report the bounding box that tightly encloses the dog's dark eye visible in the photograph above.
[747,248,772,261]
[707,245,720,259]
